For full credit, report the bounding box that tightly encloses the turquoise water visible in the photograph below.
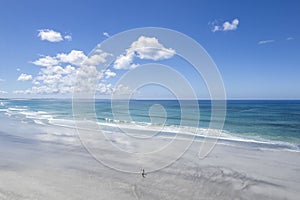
[1,99,300,148]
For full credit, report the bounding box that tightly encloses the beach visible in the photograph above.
[0,116,300,200]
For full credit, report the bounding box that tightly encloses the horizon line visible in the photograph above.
[1,98,300,101]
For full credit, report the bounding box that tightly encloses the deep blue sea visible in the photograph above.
[1,99,300,150]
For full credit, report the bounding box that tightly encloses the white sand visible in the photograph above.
[0,123,300,200]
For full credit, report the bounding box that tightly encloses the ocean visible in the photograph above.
[0,99,300,151]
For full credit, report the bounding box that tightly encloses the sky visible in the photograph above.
[0,0,299,99]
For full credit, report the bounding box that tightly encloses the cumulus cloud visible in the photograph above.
[223,19,239,31]
[94,83,134,97]
[64,35,72,41]
[96,83,134,96]
[20,36,174,95]
[114,52,136,70]
[15,65,78,95]
[35,65,77,94]
[258,40,274,45]
[74,49,113,94]
[14,86,59,95]
[38,29,63,42]
[286,37,294,41]
[0,90,8,94]
[32,55,59,67]
[83,51,112,67]
[113,36,175,69]
[211,18,239,32]
[104,69,116,79]
[38,29,73,42]
[212,26,221,32]
[17,73,33,81]
[32,50,87,67]
[56,50,88,66]
[98,83,113,94]
[18,48,115,95]
[16,68,21,72]
[103,32,110,37]
[113,84,134,96]
[131,36,175,60]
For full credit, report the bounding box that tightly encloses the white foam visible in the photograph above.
[33,119,46,125]
[8,107,28,111]
[48,118,76,128]
[46,117,295,149]
[2,103,298,152]
[2,107,55,127]
[17,110,52,119]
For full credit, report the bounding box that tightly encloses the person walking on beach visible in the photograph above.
[142,169,146,178]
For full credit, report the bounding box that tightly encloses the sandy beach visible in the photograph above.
[1,120,299,200]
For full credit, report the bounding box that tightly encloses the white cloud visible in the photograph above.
[83,51,112,66]
[18,47,115,95]
[113,36,175,69]
[223,19,239,31]
[16,65,77,95]
[32,50,87,67]
[0,90,8,94]
[38,29,63,42]
[0,78,5,82]
[98,83,112,94]
[74,49,114,94]
[286,37,294,41]
[104,69,116,79]
[14,86,60,95]
[64,35,72,41]
[56,50,87,66]
[17,73,33,81]
[114,52,136,70]
[32,56,59,67]
[258,40,274,45]
[103,32,110,37]
[96,83,134,96]
[13,90,25,94]
[212,26,221,32]
[32,80,40,85]
[16,68,21,71]
[112,84,135,97]
[211,18,239,32]
[38,29,73,42]
[131,36,176,60]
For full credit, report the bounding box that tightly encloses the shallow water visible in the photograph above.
[0,99,299,150]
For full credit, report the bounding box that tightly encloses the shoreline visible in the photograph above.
[1,112,299,153]
[1,99,300,151]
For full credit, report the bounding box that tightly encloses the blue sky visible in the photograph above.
[0,0,299,99]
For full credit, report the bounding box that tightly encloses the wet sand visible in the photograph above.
[0,125,300,200]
